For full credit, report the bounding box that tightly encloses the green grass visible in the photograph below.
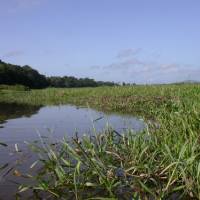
[2,84,200,199]
[0,84,29,91]
[0,84,191,115]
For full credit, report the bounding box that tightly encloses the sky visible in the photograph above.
[0,0,200,84]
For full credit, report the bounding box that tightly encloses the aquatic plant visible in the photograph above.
[18,112,200,199]
[1,84,200,199]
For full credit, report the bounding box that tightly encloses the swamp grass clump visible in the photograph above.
[1,84,200,199]
[18,116,200,199]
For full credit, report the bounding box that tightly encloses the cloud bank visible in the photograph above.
[90,48,200,84]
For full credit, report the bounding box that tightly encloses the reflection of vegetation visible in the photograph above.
[0,103,41,124]
[0,84,196,118]
[10,84,200,199]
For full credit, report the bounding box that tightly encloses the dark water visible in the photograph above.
[0,103,145,199]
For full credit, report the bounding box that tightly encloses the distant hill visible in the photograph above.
[0,60,117,89]
[174,80,200,85]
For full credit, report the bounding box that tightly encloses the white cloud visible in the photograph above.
[117,48,141,59]
[90,48,200,84]
[2,50,24,58]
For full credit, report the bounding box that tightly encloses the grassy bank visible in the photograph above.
[1,84,200,199]
[0,84,195,117]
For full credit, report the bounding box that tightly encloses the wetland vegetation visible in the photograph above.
[1,84,200,199]
[1,0,199,198]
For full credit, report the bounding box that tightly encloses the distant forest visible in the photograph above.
[0,60,117,89]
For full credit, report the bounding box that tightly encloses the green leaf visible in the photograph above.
[18,186,30,193]
[30,160,39,169]
[0,163,8,170]
[0,142,7,147]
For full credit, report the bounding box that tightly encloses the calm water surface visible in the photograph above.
[0,103,145,199]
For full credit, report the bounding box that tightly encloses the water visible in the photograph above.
[0,103,145,199]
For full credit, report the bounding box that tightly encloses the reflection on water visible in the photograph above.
[0,103,145,200]
[0,103,41,126]
[0,104,144,143]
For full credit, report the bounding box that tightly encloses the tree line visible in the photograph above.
[0,60,117,89]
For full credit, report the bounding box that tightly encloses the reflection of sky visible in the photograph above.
[0,105,145,199]
[0,105,144,144]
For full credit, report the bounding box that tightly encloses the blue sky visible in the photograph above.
[0,0,200,84]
